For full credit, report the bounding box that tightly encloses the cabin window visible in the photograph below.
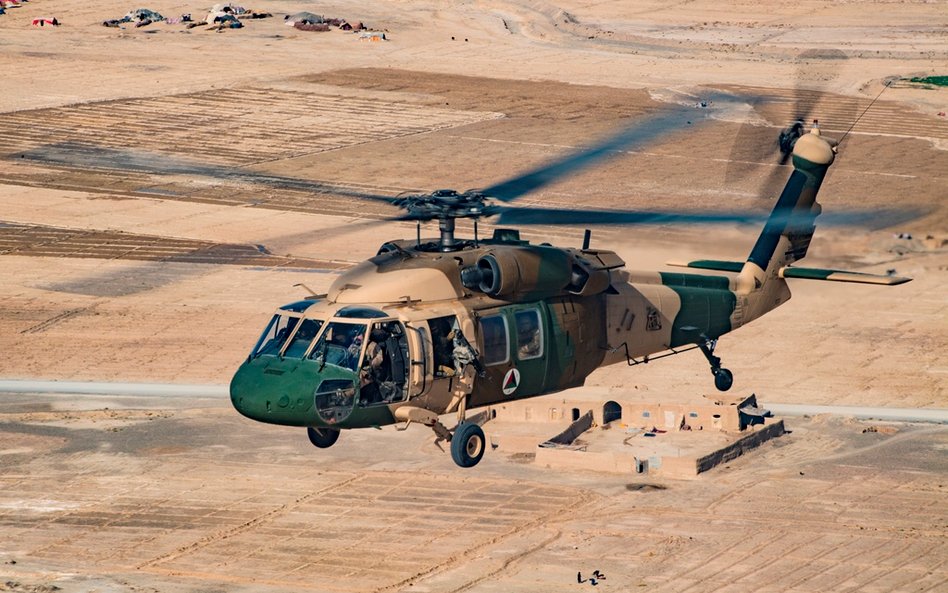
[283,318,324,358]
[252,314,300,357]
[515,309,543,360]
[479,315,509,366]
[308,322,367,372]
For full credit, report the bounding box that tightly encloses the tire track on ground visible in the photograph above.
[136,473,363,570]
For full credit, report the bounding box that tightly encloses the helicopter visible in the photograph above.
[230,109,911,469]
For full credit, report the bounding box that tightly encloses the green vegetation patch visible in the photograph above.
[906,76,948,87]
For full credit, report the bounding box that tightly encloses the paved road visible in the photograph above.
[2,380,946,423]
[0,379,226,398]
[760,403,948,424]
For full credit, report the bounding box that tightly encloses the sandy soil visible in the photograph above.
[1,1,946,591]
[1,394,946,593]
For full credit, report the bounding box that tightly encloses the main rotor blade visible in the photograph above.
[494,205,921,229]
[495,205,766,226]
[481,106,702,203]
[18,143,399,204]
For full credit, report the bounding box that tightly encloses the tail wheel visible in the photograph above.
[714,368,734,392]
[450,422,485,468]
[307,426,340,449]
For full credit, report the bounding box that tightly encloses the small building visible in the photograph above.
[484,389,784,478]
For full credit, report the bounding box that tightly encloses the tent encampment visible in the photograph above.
[284,11,323,26]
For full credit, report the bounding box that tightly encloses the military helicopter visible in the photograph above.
[230,109,910,469]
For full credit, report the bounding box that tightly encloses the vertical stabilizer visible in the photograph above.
[737,130,836,296]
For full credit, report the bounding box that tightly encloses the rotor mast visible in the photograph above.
[439,217,457,251]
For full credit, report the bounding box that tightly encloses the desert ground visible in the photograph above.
[1,1,946,592]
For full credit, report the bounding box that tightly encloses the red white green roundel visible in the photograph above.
[502,368,520,395]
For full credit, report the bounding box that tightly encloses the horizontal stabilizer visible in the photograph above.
[667,260,911,285]
[666,259,744,273]
[779,266,911,285]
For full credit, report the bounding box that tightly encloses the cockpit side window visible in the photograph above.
[252,314,299,357]
[308,322,367,372]
[283,318,324,358]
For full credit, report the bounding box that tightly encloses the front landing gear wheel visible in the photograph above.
[450,422,485,468]
[714,368,734,392]
[307,427,340,449]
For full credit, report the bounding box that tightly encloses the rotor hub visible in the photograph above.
[393,189,498,222]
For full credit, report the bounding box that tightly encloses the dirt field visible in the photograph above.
[1,394,946,593]
[1,1,946,591]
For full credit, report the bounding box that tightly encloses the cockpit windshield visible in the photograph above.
[252,314,300,357]
[308,322,368,372]
[245,312,414,423]
[283,318,324,358]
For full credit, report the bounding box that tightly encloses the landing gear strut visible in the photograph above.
[698,338,734,392]
[445,368,485,468]
[396,368,487,468]
[420,411,486,468]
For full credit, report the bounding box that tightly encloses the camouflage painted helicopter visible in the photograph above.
[230,111,910,468]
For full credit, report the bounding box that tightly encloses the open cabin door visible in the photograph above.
[356,321,412,406]
[403,319,430,399]
[404,314,482,412]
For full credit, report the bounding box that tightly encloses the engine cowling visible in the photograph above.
[462,247,572,298]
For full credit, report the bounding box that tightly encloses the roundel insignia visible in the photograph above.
[502,368,521,396]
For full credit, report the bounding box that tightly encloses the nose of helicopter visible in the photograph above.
[230,379,269,422]
[230,361,313,427]
[230,369,271,423]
